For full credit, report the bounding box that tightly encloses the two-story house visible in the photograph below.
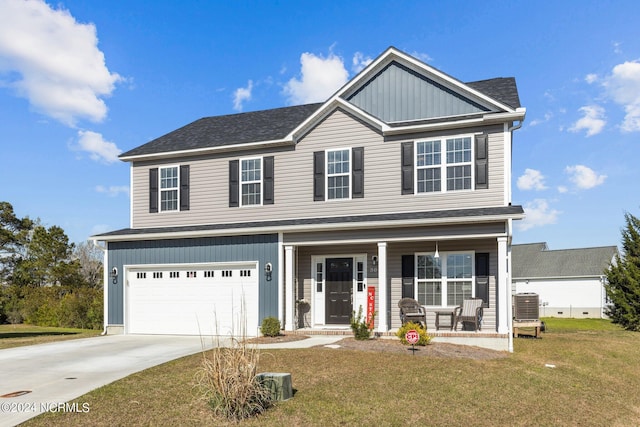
[93,47,526,351]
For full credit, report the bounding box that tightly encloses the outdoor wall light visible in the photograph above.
[372,255,378,266]
[264,262,273,281]
[110,267,118,284]
[434,242,440,259]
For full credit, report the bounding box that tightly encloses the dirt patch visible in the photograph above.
[327,337,508,360]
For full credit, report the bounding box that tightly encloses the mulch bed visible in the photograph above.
[246,334,506,360]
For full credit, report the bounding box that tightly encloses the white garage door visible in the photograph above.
[126,263,259,337]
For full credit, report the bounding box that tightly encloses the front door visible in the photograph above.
[325,258,353,324]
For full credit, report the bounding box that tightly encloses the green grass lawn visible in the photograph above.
[0,324,100,349]
[24,318,640,426]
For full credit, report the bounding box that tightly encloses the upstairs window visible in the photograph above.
[327,149,350,200]
[160,166,179,211]
[402,134,485,195]
[415,136,472,193]
[241,158,262,206]
[314,148,364,201]
[445,137,472,191]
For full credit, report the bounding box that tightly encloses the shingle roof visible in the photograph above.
[120,103,323,158]
[94,205,524,239]
[466,77,521,109]
[119,77,520,160]
[512,243,617,279]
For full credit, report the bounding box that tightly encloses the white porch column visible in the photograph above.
[284,245,295,331]
[377,242,388,333]
[497,237,509,334]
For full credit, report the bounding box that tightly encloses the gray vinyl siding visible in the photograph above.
[346,62,488,122]
[387,239,498,331]
[131,110,507,229]
[106,234,279,325]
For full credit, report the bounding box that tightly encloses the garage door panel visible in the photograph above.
[127,264,258,337]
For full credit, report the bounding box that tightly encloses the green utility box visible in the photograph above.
[256,372,293,401]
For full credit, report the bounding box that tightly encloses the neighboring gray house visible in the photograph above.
[512,243,618,318]
[92,47,526,350]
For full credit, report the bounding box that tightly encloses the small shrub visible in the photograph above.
[260,316,281,337]
[396,321,431,346]
[350,306,375,340]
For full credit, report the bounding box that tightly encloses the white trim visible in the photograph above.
[310,253,368,327]
[158,165,180,212]
[287,232,507,247]
[119,138,291,162]
[497,237,509,334]
[278,233,284,328]
[377,242,388,333]
[239,156,264,207]
[415,251,476,308]
[93,213,522,242]
[129,164,134,227]
[325,147,352,201]
[414,133,475,195]
[284,245,295,331]
[503,123,511,206]
[124,260,259,336]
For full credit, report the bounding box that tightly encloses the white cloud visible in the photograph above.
[232,80,253,111]
[76,130,121,163]
[565,165,607,189]
[352,52,372,74]
[557,186,568,194]
[0,0,122,126]
[283,51,349,104]
[517,169,547,191]
[517,199,561,231]
[602,60,640,132]
[569,105,606,136]
[95,185,129,197]
[529,112,553,127]
[585,73,598,84]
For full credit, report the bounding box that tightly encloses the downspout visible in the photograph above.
[92,239,109,336]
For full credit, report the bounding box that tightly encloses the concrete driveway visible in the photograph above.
[0,334,225,426]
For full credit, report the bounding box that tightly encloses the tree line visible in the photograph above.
[0,201,103,329]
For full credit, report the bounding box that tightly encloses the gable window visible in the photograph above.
[327,149,350,199]
[416,252,474,307]
[241,158,262,206]
[160,166,179,211]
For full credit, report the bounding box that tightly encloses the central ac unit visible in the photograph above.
[514,293,539,322]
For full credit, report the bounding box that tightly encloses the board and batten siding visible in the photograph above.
[131,109,507,229]
[106,234,279,325]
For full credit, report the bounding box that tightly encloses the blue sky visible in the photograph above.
[1,0,638,250]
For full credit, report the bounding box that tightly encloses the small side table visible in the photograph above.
[435,310,455,331]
